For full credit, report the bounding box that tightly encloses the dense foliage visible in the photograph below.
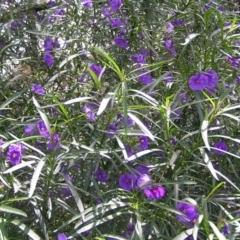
[0,0,240,239]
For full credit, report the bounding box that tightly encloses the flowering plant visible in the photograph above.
[0,0,239,239]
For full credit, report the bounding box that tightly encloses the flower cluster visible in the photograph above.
[7,143,25,165]
[188,70,219,91]
[83,103,98,121]
[100,0,128,48]
[176,201,199,227]
[43,38,60,67]
[119,165,165,200]
[130,48,153,84]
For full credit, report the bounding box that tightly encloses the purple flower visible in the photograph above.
[90,64,103,77]
[165,73,173,83]
[113,37,128,49]
[32,84,45,95]
[126,223,135,235]
[170,47,177,56]
[109,0,122,12]
[171,109,181,119]
[178,92,187,103]
[61,186,72,198]
[118,28,127,36]
[139,136,148,150]
[139,48,148,56]
[47,16,53,24]
[53,40,60,48]
[171,19,184,27]
[130,54,145,64]
[48,0,56,7]
[44,52,54,67]
[24,125,35,136]
[7,144,23,165]
[218,6,225,12]
[102,8,111,18]
[37,120,50,137]
[83,103,98,121]
[164,39,172,49]
[44,38,53,51]
[135,165,149,175]
[107,124,117,137]
[64,173,73,182]
[237,76,240,84]
[166,22,174,34]
[176,201,198,224]
[170,137,177,145]
[204,70,219,89]
[223,221,230,236]
[55,9,65,16]
[139,75,153,85]
[95,169,107,182]
[82,0,93,8]
[203,1,212,10]
[47,134,60,150]
[10,21,22,29]
[57,233,68,240]
[72,164,81,171]
[188,73,208,91]
[228,56,239,69]
[119,174,134,191]
[110,18,122,28]
[95,199,102,205]
[144,185,165,199]
[213,141,228,155]
[136,174,152,190]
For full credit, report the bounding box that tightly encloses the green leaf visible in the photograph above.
[200,148,218,180]
[201,120,210,151]
[29,158,45,198]
[59,53,82,68]
[0,205,27,217]
[128,113,154,141]
[97,92,115,115]
[10,219,41,240]
[3,160,35,174]
[93,47,121,75]
[208,221,226,240]
[0,88,26,109]
[172,229,193,240]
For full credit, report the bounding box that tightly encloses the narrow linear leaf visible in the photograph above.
[172,229,193,240]
[64,97,92,105]
[208,221,226,240]
[169,150,181,166]
[59,53,82,69]
[0,205,27,217]
[10,219,41,240]
[128,113,154,141]
[200,148,218,180]
[201,120,210,151]
[97,93,114,115]
[3,161,35,174]
[193,215,204,240]
[180,33,200,45]
[65,178,85,221]
[0,88,26,108]
[29,158,45,198]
